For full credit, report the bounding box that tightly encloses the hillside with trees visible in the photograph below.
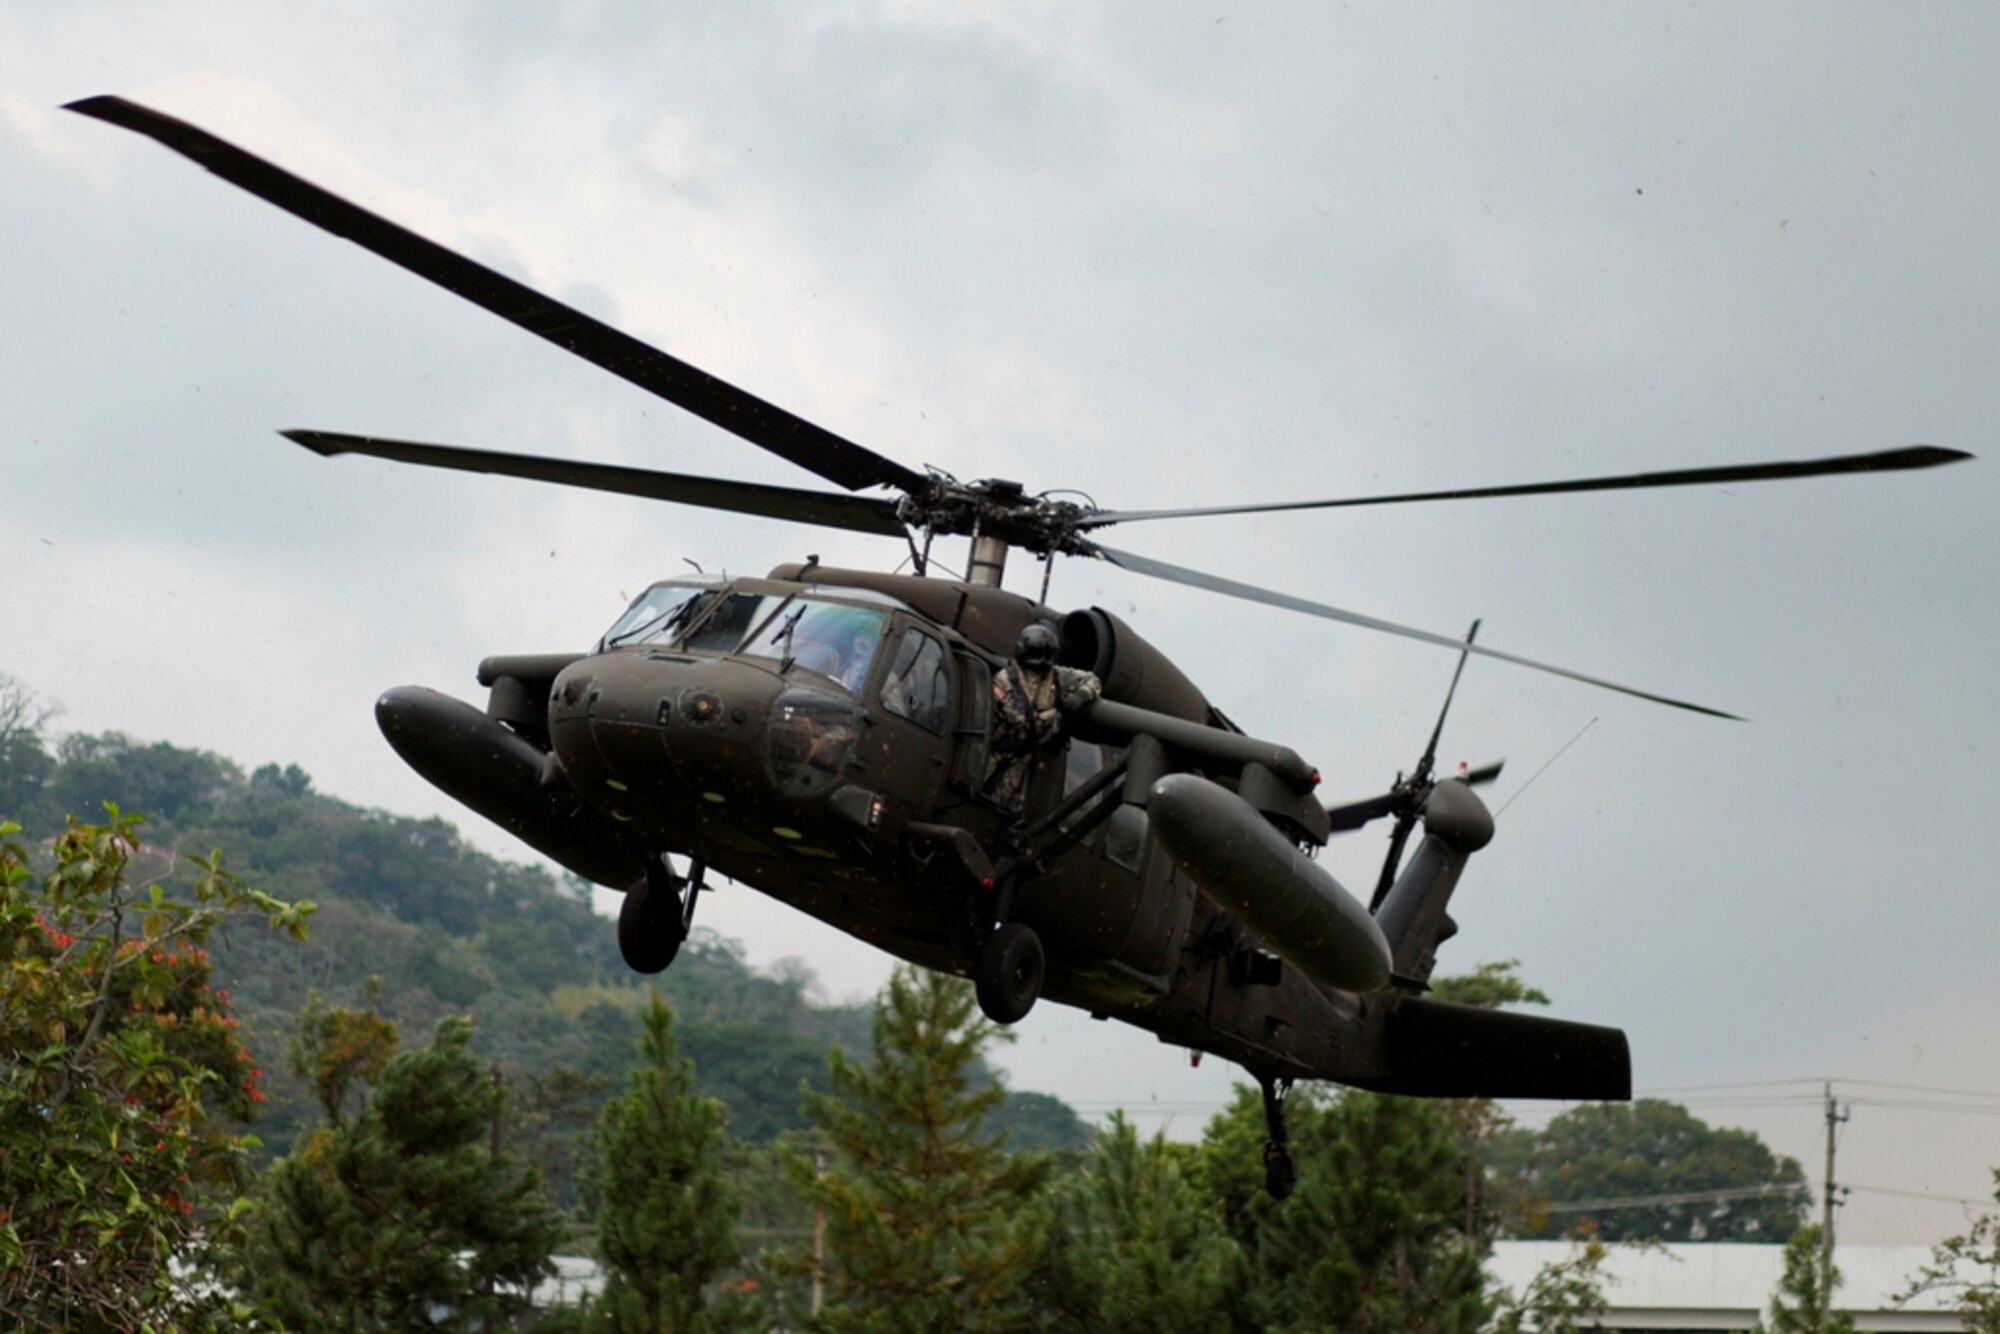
[0,674,1089,1194]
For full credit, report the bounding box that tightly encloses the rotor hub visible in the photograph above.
[898,474,1095,557]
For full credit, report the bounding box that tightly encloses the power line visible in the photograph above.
[1633,1076,2000,1103]
[1844,1183,1997,1210]
[1846,1098,2000,1119]
[1542,1184,1809,1215]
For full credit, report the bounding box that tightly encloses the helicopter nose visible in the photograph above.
[548,653,783,837]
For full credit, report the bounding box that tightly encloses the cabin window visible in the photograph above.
[880,629,950,733]
[1059,739,1105,845]
[1106,802,1147,871]
[948,653,991,793]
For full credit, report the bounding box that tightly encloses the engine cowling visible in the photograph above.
[1059,607,1210,722]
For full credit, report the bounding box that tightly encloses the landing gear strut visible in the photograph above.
[1260,1074,1297,1200]
[618,855,705,974]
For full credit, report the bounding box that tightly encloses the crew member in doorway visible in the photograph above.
[984,623,1101,810]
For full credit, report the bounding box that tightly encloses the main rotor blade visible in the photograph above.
[1085,542,1743,720]
[282,430,909,537]
[68,95,928,497]
[1078,445,1973,528]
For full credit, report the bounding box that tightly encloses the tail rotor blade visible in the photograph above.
[1460,760,1505,787]
[1415,620,1480,783]
[1325,791,1402,834]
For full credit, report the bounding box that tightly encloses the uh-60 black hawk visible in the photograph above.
[72,95,1970,1198]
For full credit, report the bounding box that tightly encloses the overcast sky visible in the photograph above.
[4,2,1996,1245]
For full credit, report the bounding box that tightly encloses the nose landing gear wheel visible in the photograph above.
[619,856,695,974]
[974,922,1045,1025]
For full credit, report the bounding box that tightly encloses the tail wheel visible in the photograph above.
[618,862,686,974]
[974,922,1045,1025]
[1263,1141,1298,1200]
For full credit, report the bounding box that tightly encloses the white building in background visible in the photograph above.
[534,1243,1979,1327]
[1487,1242,1968,1332]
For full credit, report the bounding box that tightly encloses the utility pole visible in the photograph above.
[811,1144,828,1318]
[484,1064,503,1334]
[1821,1081,1850,1306]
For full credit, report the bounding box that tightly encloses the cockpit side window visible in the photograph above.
[880,629,950,733]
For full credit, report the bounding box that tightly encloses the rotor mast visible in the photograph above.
[967,532,1009,587]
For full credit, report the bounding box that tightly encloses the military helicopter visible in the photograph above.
[71,96,1969,1197]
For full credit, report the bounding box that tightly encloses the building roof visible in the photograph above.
[1487,1241,1971,1332]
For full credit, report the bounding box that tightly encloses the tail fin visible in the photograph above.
[1373,778,1492,986]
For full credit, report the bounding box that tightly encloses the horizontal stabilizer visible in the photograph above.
[1361,997,1631,1101]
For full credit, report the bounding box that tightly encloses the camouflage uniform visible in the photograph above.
[983,661,1102,810]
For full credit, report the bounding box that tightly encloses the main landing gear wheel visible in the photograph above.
[974,922,1045,1025]
[618,856,700,974]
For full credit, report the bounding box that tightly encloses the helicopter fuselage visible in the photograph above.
[378,562,1626,1099]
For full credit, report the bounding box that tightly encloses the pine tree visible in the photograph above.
[781,965,1050,1331]
[1041,1111,1243,1331]
[1247,1089,1488,1333]
[236,1016,562,1330]
[1762,1225,1857,1334]
[592,991,746,1332]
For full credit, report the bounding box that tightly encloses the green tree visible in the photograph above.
[1759,1224,1856,1334]
[592,992,746,1332]
[1246,1088,1489,1333]
[1900,1170,2000,1333]
[237,1016,562,1331]
[1429,959,1550,1240]
[780,965,1050,1331]
[987,1089,1094,1152]
[287,978,399,1125]
[0,674,59,828]
[1429,958,1550,1010]
[0,809,310,1330]
[1041,1110,1243,1331]
[1490,1099,1810,1242]
[1489,1237,1611,1334]
[513,1062,615,1218]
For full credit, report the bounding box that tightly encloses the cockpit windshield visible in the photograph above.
[598,578,722,650]
[739,599,888,693]
[601,583,890,693]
